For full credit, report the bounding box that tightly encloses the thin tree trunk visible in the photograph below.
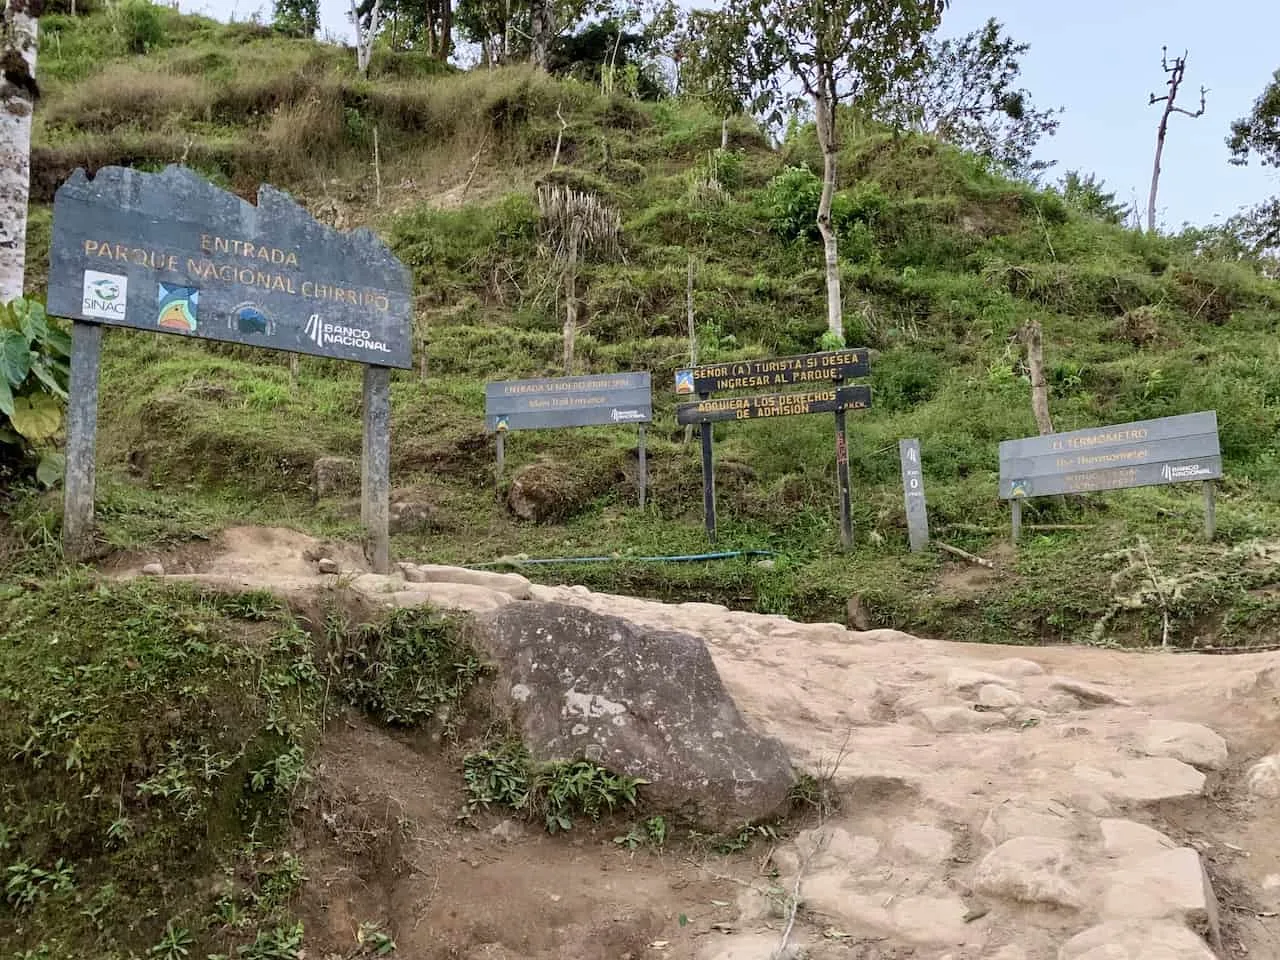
[1147,111,1170,235]
[562,226,580,375]
[1022,319,1054,435]
[720,116,729,150]
[811,90,843,341]
[0,0,39,304]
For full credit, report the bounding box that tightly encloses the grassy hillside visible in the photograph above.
[9,8,1280,649]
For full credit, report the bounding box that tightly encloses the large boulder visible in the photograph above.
[471,601,795,831]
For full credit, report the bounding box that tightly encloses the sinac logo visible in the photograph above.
[91,278,120,301]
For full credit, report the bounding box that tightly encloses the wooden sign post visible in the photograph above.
[484,372,653,507]
[999,411,1222,543]
[46,165,414,571]
[675,349,872,546]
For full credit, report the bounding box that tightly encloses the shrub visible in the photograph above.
[0,298,70,486]
[111,0,165,54]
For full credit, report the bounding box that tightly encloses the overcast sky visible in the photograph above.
[180,0,1280,230]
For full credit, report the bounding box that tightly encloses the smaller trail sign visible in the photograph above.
[675,348,869,395]
[676,385,870,424]
[484,372,652,507]
[998,411,1221,541]
[898,438,929,552]
[47,165,413,573]
[674,349,872,548]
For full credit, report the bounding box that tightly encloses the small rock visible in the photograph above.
[1073,758,1205,803]
[1058,921,1216,960]
[1100,847,1220,946]
[973,836,1083,909]
[978,684,1024,708]
[981,799,1076,846]
[398,563,428,583]
[1099,818,1175,859]
[1051,678,1132,707]
[1141,721,1228,771]
[919,705,1005,733]
[141,562,165,576]
[317,558,340,574]
[945,668,1010,694]
[1246,755,1280,798]
[755,558,776,571]
[989,658,1045,678]
[846,595,872,631]
[489,820,525,843]
[389,498,441,534]
[889,823,954,862]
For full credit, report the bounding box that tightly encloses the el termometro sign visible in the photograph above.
[46,165,413,368]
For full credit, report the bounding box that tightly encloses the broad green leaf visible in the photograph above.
[37,451,66,489]
[20,300,48,343]
[0,329,30,387]
[44,327,73,359]
[10,393,63,442]
[29,359,69,399]
[0,376,13,418]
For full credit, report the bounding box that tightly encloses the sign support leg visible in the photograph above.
[699,404,716,543]
[637,425,647,510]
[1011,498,1022,544]
[1203,480,1216,541]
[361,364,391,575]
[835,408,852,550]
[495,432,505,486]
[63,320,102,561]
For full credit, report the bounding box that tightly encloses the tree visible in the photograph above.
[350,0,384,76]
[456,0,604,68]
[1058,170,1128,225]
[877,18,1061,179]
[702,0,947,341]
[272,0,319,37]
[678,9,754,148]
[1,0,40,305]
[1227,67,1280,168]
[1146,47,1206,234]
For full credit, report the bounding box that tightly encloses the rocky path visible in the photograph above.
[123,527,1280,959]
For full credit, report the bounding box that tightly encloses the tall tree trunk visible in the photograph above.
[0,0,39,304]
[529,0,551,70]
[1021,319,1054,435]
[562,225,580,375]
[1146,110,1170,235]
[720,115,728,150]
[811,89,843,341]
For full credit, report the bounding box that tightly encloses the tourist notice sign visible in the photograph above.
[47,165,414,368]
[676,385,871,424]
[998,412,1221,499]
[675,349,870,395]
[484,372,652,432]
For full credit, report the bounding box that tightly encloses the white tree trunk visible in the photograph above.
[0,0,39,304]
[350,0,381,77]
[812,92,843,341]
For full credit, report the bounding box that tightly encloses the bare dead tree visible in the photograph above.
[349,0,383,77]
[1146,47,1206,234]
[536,185,621,375]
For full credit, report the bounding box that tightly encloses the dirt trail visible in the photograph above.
[119,527,1280,959]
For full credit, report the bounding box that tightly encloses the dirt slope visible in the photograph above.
[116,527,1280,959]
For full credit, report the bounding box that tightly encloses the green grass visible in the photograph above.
[10,6,1280,656]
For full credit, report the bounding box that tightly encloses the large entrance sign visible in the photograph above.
[999,411,1222,541]
[484,372,653,507]
[47,165,414,570]
[675,348,872,547]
